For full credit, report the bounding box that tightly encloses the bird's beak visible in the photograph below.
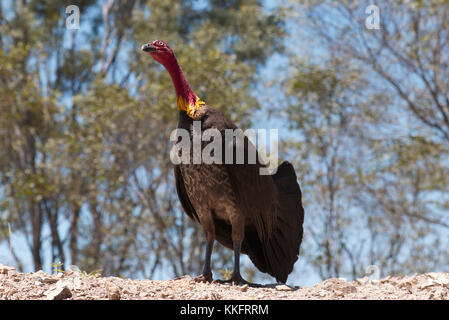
[141,43,157,52]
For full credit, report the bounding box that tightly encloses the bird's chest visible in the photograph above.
[176,112,239,221]
[179,163,236,220]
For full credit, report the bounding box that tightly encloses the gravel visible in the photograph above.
[1,264,448,300]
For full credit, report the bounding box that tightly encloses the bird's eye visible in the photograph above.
[157,41,164,46]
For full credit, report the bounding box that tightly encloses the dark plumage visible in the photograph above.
[142,40,304,284]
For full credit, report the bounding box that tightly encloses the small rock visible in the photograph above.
[63,270,75,277]
[355,277,369,285]
[42,277,59,284]
[409,274,419,284]
[67,265,81,275]
[398,281,412,290]
[32,270,47,276]
[337,285,357,295]
[106,285,121,300]
[239,284,249,292]
[210,292,221,299]
[426,272,440,280]
[45,284,72,300]
[434,276,449,287]
[318,290,327,297]
[8,270,18,277]
[419,280,436,290]
[275,284,294,291]
[139,292,151,298]
[6,289,18,296]
[0,265,16,275]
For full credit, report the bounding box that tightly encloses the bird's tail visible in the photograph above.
[242,161,304,283]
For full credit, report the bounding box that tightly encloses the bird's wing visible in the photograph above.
[199,106,278,243]
[174,165,199,222]
[224,134,278,243]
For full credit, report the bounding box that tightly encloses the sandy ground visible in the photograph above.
[1,264,448,300]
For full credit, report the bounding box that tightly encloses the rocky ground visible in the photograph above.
[1,264,448,300]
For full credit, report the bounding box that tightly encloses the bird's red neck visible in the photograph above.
[154,53,204,118]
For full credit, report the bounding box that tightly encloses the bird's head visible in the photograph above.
[141,39,205,118]
[141,40,175,66]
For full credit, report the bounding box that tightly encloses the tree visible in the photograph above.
[281,0,449,281]
[0,0,286,281]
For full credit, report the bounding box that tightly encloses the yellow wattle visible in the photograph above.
[177,95,205,118]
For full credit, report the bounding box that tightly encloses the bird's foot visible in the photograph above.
[213,274,256,286]
[193,272,213,283]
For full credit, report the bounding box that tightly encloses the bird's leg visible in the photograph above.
[229,242,249,284]
[200,239,214,282]
[194,211,215,283]
[214,242,250,285]
[194,236,214,283]
[222,210,250,285]
[228,212,249,285]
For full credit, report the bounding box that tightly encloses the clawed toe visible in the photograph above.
[213,275,254,286]
[193,273,213,283]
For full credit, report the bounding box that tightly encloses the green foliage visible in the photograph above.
[51,261,64,274]
[219,268,233,280]
[0,0,283,281]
